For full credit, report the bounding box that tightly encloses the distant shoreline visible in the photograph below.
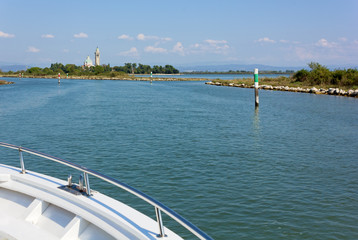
[0,74,207,81]
[2,75,357,98]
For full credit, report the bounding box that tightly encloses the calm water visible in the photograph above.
[0,78,357,239]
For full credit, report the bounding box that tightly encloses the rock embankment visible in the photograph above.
[205,81,358,98]
[0,80,14,85]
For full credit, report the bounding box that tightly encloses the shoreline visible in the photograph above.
[2,75,357,98]
[205,81,358,98]
[0,80,14,85]
[0,75,207,81]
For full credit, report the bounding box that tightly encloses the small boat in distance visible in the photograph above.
[0,142,212,240]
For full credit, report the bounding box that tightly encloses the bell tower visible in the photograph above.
[94,47,100,66]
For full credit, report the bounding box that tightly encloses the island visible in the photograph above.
[0,80,14,85]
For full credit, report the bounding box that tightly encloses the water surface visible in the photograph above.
[0,78,357,239]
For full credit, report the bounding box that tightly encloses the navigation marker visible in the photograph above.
[254,68,259,108]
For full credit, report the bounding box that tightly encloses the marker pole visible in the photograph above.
[254,68,259,107]
[58,73,61,85]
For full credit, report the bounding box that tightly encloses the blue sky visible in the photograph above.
[1,0,357,68]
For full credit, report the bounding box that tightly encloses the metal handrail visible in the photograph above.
[0,142,212,240]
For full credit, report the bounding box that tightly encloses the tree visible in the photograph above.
[64,64,78,74]
[26,67,43,75]
[50,63,65,73]
[308,62,331,85]
[94,65,104,75]
[124,63,132,73]
[293,69,309,82]
[131,63,137,74]
[152,65,160,74]
[42,67,54,75]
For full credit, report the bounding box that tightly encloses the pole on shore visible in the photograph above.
[254,68,259,108]
[58,72,61,85]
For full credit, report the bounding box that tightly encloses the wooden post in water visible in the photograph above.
[58,72,61,85]
[254,68,259,107]
[150,71,152,84]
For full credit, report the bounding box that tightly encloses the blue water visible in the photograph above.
[135,73,290,80]
[0,78,357,239]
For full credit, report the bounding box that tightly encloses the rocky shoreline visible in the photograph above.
[205,81,358,98]
[0,80,14,85]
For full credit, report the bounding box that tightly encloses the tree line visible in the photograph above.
[293,62,358,87]
[15,62,179,76]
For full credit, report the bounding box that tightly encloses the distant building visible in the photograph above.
[95,47,100,66]
[84,55,94,68]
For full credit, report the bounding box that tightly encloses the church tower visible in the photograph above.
[94,47,100,66]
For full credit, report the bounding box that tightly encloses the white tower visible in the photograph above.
[95,47,100,66]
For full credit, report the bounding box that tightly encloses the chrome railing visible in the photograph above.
[0,142,212,240]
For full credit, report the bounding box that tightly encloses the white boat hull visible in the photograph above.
[0,164,182,240]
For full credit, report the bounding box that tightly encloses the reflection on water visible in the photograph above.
[252,107,261,151]
[253,107,260,131]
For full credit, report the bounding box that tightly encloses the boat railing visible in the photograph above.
[0,142,212,240]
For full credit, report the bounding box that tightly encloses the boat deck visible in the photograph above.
[0,163,182,240]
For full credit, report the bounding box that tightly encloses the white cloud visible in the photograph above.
[0,31,15,38]
[119,47,139,57]
[172,42,185,55]
[27,46,40,53]
[279,39,289,43]
[74,32,88,38]
[204,39,228,45]
[256,37,276,43]
[118,34,133,40]
[316,38,337,48]
[137,33,155,41]
[339,37,347,42]
[137,33,171,42]
[144,46,167,53]
[162,37,172,42]
[41,34,54,39]
[190,39,230,54]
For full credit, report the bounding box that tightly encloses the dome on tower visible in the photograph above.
[84,55,93,67]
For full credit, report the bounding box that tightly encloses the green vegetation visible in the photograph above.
[40,62,179,76]
[1,62,179,78]
[293,62,358,88]
[212,63,358,90]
